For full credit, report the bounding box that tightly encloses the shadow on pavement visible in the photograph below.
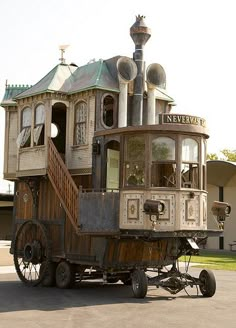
[0,278,181,313]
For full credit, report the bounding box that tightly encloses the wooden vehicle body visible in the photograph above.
[1,16,229,298]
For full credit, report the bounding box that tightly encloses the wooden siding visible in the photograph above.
[15,181,33,220]
[4,110,18,177]
[18,147,46,172]
[104,238,170,267]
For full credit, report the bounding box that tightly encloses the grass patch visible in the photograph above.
[180,251,236,271]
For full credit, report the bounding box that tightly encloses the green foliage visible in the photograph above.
[207,149,236,162]
[221,149,236,162]
[207,153,218,160]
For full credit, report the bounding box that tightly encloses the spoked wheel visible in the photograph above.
[199,269,216,297]
[56,261,75,289]
[13,219,51,286]
[131,269,148,298]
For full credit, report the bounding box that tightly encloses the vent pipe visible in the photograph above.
[146,63,166,124]
[130,15,151,126]
[117,57,137,127]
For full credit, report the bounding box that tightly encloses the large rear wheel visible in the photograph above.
[13,219,50,286]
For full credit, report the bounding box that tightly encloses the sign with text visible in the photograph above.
[162,114,206,127]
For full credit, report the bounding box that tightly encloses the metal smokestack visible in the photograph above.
[130,15,151,126]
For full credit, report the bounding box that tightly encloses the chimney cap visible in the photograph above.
[130,15,151,46]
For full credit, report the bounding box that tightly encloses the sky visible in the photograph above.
[0,0,236,192]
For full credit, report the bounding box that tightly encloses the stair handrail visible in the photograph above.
[47,138,80,233]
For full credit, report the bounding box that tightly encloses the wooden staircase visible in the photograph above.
[47,138,80,234]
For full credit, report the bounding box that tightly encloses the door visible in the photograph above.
[106,149,120,190]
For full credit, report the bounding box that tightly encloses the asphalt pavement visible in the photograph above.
[1,241,236,328]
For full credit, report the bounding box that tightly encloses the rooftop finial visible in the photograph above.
[59,45,69,64]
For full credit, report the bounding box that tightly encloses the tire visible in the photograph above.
[199,269,216,297]
[40,261,56,287]
[56,261,75,289]
[13,219,50,286]
[131,269,148,298]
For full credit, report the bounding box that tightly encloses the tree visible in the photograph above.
[207,149,236,162]
[221,149,236,162]
[207,153,218,160]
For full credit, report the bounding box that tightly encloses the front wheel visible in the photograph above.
[131,269,148,298]
[56,261,75,289]
[199,269,216,297]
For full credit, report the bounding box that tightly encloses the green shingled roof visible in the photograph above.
[14,57,120,99]
[1,84,31,106]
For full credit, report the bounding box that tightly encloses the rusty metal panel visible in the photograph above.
[79,192,119,232]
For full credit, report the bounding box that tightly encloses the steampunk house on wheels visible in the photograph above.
[1,16,230,298]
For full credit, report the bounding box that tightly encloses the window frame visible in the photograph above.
[101,93,117,129]
[123,135,146,188]
[18,106,32,148]
[74,101,88,146]
[34,103,45,146]
[181,137,200,189]
[151,135,177,188]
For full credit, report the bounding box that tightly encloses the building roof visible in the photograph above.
[0,84,31,106]
[155,87,174,102]
[1,54,174,104]
[207,160,236,186]
[15,57,121,99]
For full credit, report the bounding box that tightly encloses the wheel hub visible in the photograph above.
[23,241,42,263]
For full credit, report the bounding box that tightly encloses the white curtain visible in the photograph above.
[16,127,31,148]
[34,125,43,145]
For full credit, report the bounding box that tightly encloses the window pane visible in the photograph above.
[75,123,86,144]
[22,107,31,127]
[127,136,145,161]
[182,138,198,162]
[125,162,145,186]
[202,139,206,164]
[75,102,87,145]
[76,102,87,123]
[152,137,175,161]
[151,163,177,187]
[181,163,199,188]
[35,104,45,125]
[103,95,114,127]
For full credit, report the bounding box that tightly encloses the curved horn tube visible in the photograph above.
[117,57,137,127]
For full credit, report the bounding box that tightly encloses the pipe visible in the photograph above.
[146,63,166,124]
[117,57,137,128]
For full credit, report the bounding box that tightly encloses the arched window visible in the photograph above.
[34,104,45,146]
[74,101,87,145]
[151,136,176,187]
[181,138,199,188]
[102,95,115,128]
[17,107,32,148]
